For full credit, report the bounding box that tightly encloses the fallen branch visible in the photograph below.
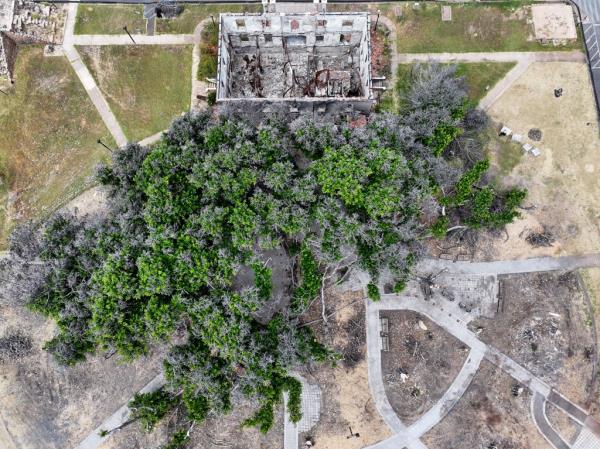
[299,298,362,328]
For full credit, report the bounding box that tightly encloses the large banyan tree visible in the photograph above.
[6,64,524,447]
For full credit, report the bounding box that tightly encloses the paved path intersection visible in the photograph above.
[61,3,203,149]
[365,255,600,449]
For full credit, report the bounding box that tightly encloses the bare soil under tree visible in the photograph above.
[0,304,163,449]
[297,288,392,449]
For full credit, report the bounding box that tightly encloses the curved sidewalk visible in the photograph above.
[366,291,600,449]
[365,295,486,449]
[531,392,570,449]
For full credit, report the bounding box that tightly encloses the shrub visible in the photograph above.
[283,376,302,423]
[162,430,189,449]
[291,244,322,313]
[206,90,216,106]
[430,216,449,238]
[129,390,176,432]
[367,283,381,301]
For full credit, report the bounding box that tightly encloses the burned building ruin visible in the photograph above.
[0,0,66,81]
[216,12,374,116]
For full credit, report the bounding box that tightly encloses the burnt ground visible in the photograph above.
[297,288,391,449]
[0,304,163,449]
[471,271,596,408]
[423,361,552,449]
[380,310,468,425]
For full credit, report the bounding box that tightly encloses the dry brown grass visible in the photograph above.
[486,62,600,259]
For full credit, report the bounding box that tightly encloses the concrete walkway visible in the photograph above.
[365,288,600,449]
[407,346,484,438]
[397,51,586,64]
[63,3,127,147]
[138,130,165,146]
[479,59,532,110]
[417,253,600,276]
[387,38,585,114]
[61,2,206,148]
[365,300,411,435]
[573,427,600,449]
[397,50,586,112]
[190,19,212,111]
[283,375,321,449]
[70,34,195,46]
[143,4,156,36]
[283,391,299,449]
[531,392,571,449]
[63,45,128,147]
[365,295,485,449]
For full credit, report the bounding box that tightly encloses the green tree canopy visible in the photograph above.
[12,64,525,444]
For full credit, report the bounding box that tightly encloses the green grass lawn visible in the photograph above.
[455,62,516,103]
[330,2,581,53]
[0,46,113,247]
[157,4,262,34]
[79,45,192,141]
[74,4,146,35]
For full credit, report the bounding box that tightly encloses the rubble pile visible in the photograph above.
[11,0,65,42]
[0,0,66,80]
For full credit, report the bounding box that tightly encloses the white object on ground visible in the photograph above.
[522,143,533,152]
[441,6,451,21]
[500,126,512,136]
[531,148,541,157]
[512,134,523,143]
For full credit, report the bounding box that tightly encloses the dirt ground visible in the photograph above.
[298,289,392,449]
[371,25,392,78]
[485,62,600,259]
[379,310,468,424]
[471,271,596,408]
[423,361,552,449]
[62,185,108,217]
[0,304,163,449]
